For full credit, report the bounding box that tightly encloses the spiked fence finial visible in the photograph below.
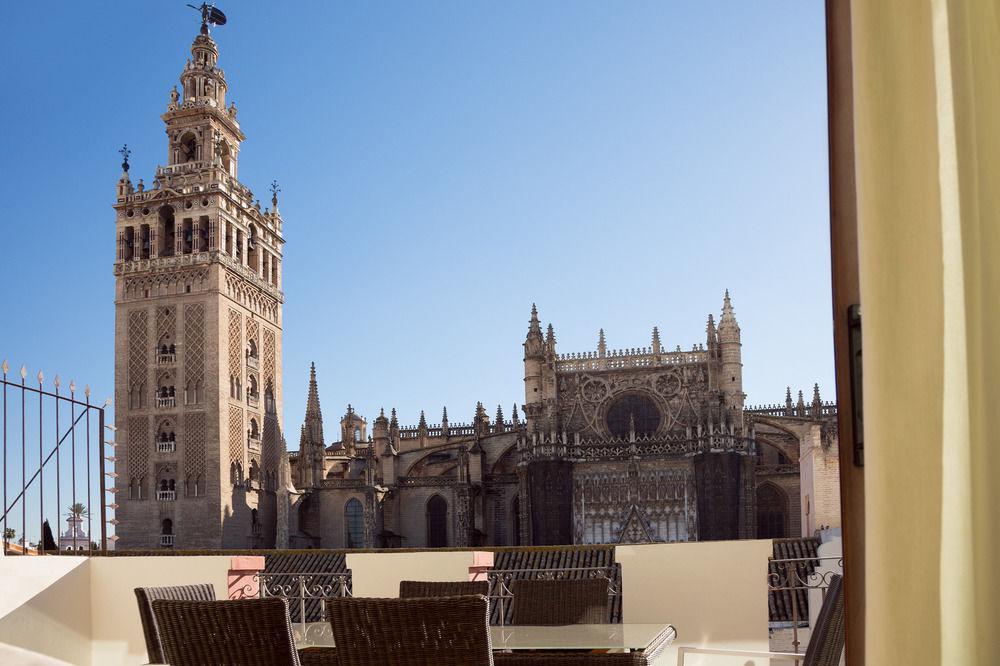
[1,360,7,376]
[37,370,44,384]
[20,365,27,380]
[54,375,61,389]
[69,380,76,394]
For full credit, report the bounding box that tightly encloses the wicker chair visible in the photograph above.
[400,579,489,598]
[134,583,216,664]
[325,594,494,665]
[151,598,302,666]
[676,573,846,666]
[510,578,609,625]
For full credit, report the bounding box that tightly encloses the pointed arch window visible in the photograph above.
[756,483,789,539]
[344,498,364,548]
[426,495,448,548]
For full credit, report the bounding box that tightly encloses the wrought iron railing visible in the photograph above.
[259,572,353,625]
[486,566,620,626]
[767,556,843,653]
[1,361,113,554]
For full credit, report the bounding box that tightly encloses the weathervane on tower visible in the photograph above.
[187,3,227,34]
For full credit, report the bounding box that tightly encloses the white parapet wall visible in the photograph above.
[617,539,774,666]
[88,556,232,665]
[0,556,91,664]
[0,542,780,666]
[0,555,232,666]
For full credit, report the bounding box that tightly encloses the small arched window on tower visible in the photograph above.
[160,518,174,547]
[251,508,261,537]
[344,498,364,548]
[426,495,448,548]
[220,141,234,176]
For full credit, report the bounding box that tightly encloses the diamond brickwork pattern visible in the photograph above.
[184,303,205,388]
[246,318,259,349]
[127,416,150,479]
[127,310,148,390]
[263,328,275,386]
[228,309,242,377]
[229,405,244,466]
[156,306,176,344]
[184,411,206,477]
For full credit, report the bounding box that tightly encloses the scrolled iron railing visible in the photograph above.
[767,555,843,653]
[486,566,620,626]
[259,572,353,626]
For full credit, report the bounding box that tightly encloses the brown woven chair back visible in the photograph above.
[325,595,494,665]
[399,579,489,598]
[803,573,846,666]
[134,583,215,664]
[151,598,302,666]
[510,578,609,625]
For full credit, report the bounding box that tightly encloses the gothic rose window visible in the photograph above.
[606,393,661,438]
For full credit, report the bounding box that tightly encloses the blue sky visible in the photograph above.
[0,2,831,443]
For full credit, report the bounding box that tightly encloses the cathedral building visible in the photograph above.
[288,296,840,549]
[113,22,286,549]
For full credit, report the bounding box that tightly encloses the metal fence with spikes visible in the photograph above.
[0,360,114,554]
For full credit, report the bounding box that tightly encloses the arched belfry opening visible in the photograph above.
[178,132,199,163]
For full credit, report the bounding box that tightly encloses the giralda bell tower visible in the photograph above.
[113,9,285,549]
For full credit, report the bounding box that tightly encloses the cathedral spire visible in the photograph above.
[302,362,324,448]
[651,326,661,354]
[495,404,505,433]
[524,304,545,358]
[512,402,521,425]
[545,323,557,356]
[719,289,738,329]
[598,328,607,357]
[305,362,321,420]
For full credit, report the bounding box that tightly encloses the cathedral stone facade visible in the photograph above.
[288,297,840,549]
[113,24,286,549]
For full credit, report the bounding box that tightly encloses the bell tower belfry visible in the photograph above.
[113,15,286,550]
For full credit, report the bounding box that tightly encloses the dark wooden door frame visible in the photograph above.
[825,2,864,663]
